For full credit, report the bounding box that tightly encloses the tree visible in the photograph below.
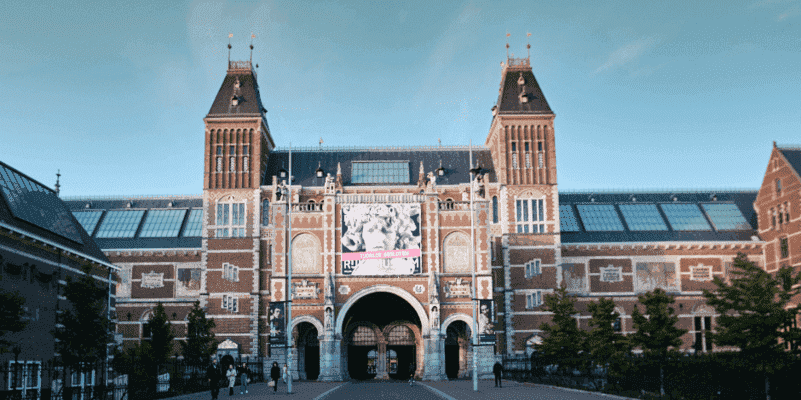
[0,269,28,354]
[631,288,687,397]
[586,298,630,371]
[539,286,586,373]
[54,265,112,375]
[146,302,175,368]
[180,301,217,368]
[703,253,801,400]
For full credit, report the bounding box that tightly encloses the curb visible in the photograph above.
[522,382,636,400]
[418,383,459,400]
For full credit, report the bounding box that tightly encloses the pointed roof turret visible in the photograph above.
[207,60,266,117]
[494,56,552,115]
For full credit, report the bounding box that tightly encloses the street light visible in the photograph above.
[469,142,479,392]
[275,145,295,394]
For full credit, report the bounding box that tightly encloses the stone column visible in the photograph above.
[376,341,389,379]
[422,334,445,381]
[318,336,343,381]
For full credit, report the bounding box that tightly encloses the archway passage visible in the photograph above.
[444,321,470,380]
[342,292,421,380]
[295,322,319,380]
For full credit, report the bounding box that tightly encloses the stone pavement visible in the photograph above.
[419,379,637,400]
[162,381,347,400]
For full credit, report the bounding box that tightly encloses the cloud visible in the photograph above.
[594,37,657,74]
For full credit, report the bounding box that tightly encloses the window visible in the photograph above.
[182,209,203,237]
[694,316,712,353]
[229,156,236,171]
[537,152,543,169]
[525,152,531,169]
[690,265,713,281]
[524,142,529,152]
[613,317,622,332]
[243,157,249,171]
[222,295,238,312]
[223,263,239,282]
[511,142,516,152]
[559,205,581,232]
[660,203,711,231]
[511,153,518,169]
[492,196,498,223]
[776,178,782,193]
[784,202,790,222]
[243,145,249,154]
[351,161,409,184]
[95,210,145,238]
[538,142,543,151]
[516,198,545,233]
[619,204,668,231]
[600,265,623,282]
[525,259,541,278]
[526,291,542,309]
[139,209,187,238]
[7,361,41,392]
[701,204,750,231]
[262,199,270,225]
[72,211,104,236]
[772,208,777,229]
[216,201,245,238]
[780,237,789,259]
[216,157,222,172]
[576,204,624,231]
[216,146,222,156]
[229,145,235,154]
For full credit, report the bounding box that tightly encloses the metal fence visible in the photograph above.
[0,358,265,400]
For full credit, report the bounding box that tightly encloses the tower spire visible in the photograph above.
[228,33,233,64]
[55,169,61,196]
[505,32,510,60]
[250,33,255,63]
[526,32,531,59]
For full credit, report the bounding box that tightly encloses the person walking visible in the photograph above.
[408,362,415,386]
[282,363,287,383]
[270,362,281,393]
[226,364,237,396]
[206,359,221,400]
[238,362,250,394]
[493,361,504,388]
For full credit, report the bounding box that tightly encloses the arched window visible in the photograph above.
[492,196,498,223]
[367,350,378,374]
[387,326,414,345]
[387,349,398,374]
[351,326,376,346]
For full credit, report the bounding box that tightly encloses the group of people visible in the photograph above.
[206,359,287,398]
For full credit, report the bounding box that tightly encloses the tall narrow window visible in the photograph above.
[516,198,546,233]
[243,157,249,172]
[216,201,245,238]
[525,153,531,169]
[772,208,777,229]
[538,152,544,168]
[492,196,498,223]
[262,199,270,225]
[512,154,518,169]
[216,157,222,172]
[694,316,712,353]
[781,237,789,259]
[776,179,782,193]
[229,157,236,171]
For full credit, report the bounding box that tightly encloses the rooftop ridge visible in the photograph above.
[560,188,759,194]
[63,194,202,201]
[272,145,490,152]
[777,144,801,151]
[227,60,255,77]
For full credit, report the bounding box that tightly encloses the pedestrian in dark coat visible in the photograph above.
[493,361,504,388]
[206,359,221,399]
[270,362,281,392]
[237,362,250,394]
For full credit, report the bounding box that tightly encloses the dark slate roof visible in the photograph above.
[262,146,496,187]
[559,191,759,244]
[0,161,109,263]
[779,147,801,180]
[495,62,552,114]
[63,196,203,250]
[207,65,266,117]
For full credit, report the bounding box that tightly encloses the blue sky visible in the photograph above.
[1,0,799,197]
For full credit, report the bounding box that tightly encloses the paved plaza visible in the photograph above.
[163,380,635,400]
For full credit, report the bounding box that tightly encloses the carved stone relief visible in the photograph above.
[291,233,321,274]
[443,232,470,273]
[445,278,471,298]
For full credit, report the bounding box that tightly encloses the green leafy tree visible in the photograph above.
[146,302,175,367]
[631,288,687,397]
[0,265,28,353]
[539,286,586,372]
[180,301,217,368]
[54,265,112,375]
[586,297,630,371]
[703,253,801,399]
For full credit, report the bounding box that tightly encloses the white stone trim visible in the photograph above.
[335,284,430,336]
[439,313,475,337]
[288,314,324,335]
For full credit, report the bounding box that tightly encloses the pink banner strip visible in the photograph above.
[341,248,421,261]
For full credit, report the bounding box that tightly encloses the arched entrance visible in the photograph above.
[295,322,320,380]
[444,320,471,380]
[340,290,424,380]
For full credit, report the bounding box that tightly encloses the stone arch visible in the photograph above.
[442,231,471,273]
[439,313,474,337]
[335,284,430,337]
[288,314,324,338]
[291,233,321,273]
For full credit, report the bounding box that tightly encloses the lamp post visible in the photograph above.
[286,144,294,394]
[469,141,480,392]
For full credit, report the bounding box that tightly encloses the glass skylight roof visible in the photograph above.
[576,204,625,231]
[182,209,203,237]
[72,211,104,235]
[139,209,187,238]
[660,204,711,231]
[559,205,581,232]
[701,204,751,231]
[619,204,668,231]
[351,161,409,184]
[0,162,83,243]
[95,210,145,238]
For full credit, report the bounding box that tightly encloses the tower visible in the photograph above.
[486,48,561,355]
[202,55,275,357]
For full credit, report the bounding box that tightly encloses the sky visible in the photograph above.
[1,0,799,197]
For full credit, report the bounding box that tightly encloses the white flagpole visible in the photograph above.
[470,140,478,392]
[287,143,293,394]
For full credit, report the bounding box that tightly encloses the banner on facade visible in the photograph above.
[478,299,496,344]
[268,302,286,345]
[340,203,421,275]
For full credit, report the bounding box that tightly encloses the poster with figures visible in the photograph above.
[340,203,421,275]
[478,299,495,344]
[269,302,286,345]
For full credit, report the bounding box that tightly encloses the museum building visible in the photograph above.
[62,53,801,382]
